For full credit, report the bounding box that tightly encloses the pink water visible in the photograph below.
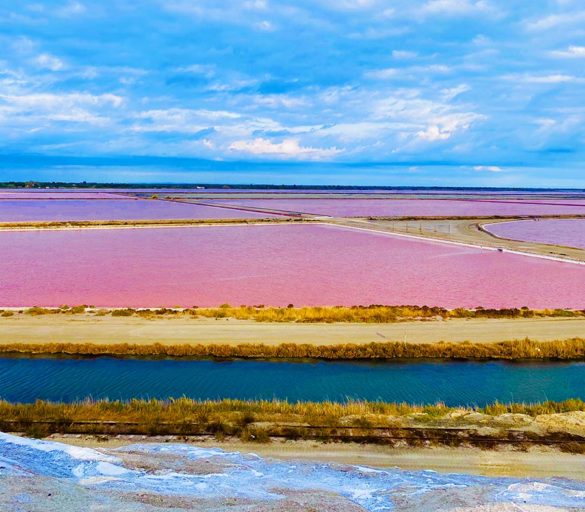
[0,199,278,222]
[206,198,585,217]
[0,224,582,308]
[485,219,585,250]
[0,192,126,199]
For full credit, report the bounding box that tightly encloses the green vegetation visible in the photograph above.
[1,398,584,448]
[0,338,583,360]
[10,304,585,322]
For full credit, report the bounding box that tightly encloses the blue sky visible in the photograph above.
[0,1,584,186]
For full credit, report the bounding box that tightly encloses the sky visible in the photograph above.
[0,1,584,187]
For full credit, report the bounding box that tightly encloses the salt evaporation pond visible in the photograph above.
[0,191,126,199]
[0,224,583,308]
[205,198,585,217]
[0,357,583,405]
[1,434,584,511]
[485,219,585,250]
[0,199,278,222]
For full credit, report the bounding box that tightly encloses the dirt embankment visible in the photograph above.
[333,217,585,263]
[48,435,585,480]
[1,313,584,346]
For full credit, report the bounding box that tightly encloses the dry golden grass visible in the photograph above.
[11,304,585,323]
[1,398,584,445]
[0,217,304,230]
[0,338,583,360]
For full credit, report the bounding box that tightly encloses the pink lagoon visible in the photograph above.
[202,198,585,217]
[485,219,585,250]
[0,192,126,199]
[0,224,582,309]
[0,199,278,222]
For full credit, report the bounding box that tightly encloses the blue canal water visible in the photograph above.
[0,357,583,405]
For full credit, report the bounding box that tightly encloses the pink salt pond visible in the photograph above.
[0,192,126,199]
[0,224,583,309]
[205,198,585,217]
[485,219,585,250]
[0,199,279,222]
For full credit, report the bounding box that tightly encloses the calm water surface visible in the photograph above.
[1,224,584,309]
[0,357,583,405]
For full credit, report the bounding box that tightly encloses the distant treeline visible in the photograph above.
[1,398,584,449]
[7,304,585,323]
[1,338,583,360]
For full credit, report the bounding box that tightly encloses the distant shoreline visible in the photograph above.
[3,182,584,191]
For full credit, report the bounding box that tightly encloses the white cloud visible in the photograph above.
[372,92,484,144]
[0,92,122,109]
[133,108,240,133]
[526,11,585,31]
[59,1,86,17]
[33,53,66,71]
[229,137,341,159]
[256,20,276,31]
[244,0,268,9]
[12,37,35,53]
[441,84,470,100]
[316,0,378,11]
[473,165,502,172]
[174,64,216,77]
[392,50,417,59]
[419,0,500,17]
[549,45,585,58]
[366,64,451,80]
[365,68,400,79]
[317,122,391,141]
[251,95,307,108]
[504,73,577,84]
[0,92,122,126]
[416,125,451,141]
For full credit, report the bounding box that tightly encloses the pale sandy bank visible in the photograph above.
[48,435,585,481]
[1,314,584,346]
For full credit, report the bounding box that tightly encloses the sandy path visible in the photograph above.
[335,217,585,263]
[0,315,583,345]
[48,436,585,480]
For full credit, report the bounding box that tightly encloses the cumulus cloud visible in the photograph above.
[417,125,451,141]
[229,138,341,159]
[0,0,584,181]
[371,92,484,145]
